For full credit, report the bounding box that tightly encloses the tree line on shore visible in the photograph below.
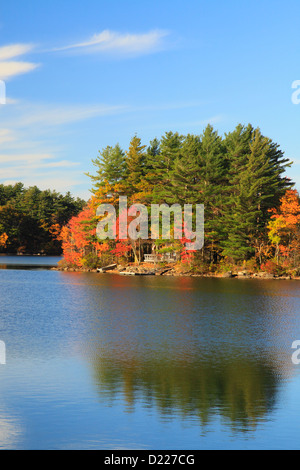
[0,183,85,254]
[58,123,300,276]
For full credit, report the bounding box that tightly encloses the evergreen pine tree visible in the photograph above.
[86,144,126,192]
[150,131,183,203]
[221,125,293,260]
[124,135,146,192]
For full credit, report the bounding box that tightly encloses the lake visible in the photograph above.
[0,256,300,449]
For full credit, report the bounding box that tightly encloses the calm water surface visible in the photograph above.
[0,256,300,449]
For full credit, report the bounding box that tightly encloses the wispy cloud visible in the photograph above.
[54,29,170,57]
[0,160,79,178]
[0,129,16,145]
[0,153,53,164]
[0,98,129,194]
[0,43,39,80]
[4,102,128,129]
[0,44,35,60]
[0,61,39,81]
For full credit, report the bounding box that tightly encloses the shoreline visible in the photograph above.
[52,264,300,280]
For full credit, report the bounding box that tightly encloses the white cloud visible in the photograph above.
[22,175,85,194]
[2,175,85,195]
[0,98,130,196]
[0,129,16,145]
[54,29,170,57]
[5,102,127,129]
[0,43,39,80]
[0,160,79,178]
[0,44,34,60]
[0,153,83,195]
[0,153,54,164]
[0,61,39,81]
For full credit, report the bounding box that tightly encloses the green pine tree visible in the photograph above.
[86,143,126,192]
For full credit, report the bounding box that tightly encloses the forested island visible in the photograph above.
[2,123,300,278]
[58,123,300,278]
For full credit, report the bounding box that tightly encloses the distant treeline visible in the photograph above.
[0,183,85,254]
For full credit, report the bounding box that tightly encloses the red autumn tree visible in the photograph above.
[268,189,300,266]
[60,204,97,267]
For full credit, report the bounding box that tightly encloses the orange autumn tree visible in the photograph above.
[0,233,8,251]
[60,204,100,267]
[267,189,300,267]
[60,198,135,268]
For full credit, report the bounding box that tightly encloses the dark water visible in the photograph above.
[0,257,300,449]
[0,255,62,270]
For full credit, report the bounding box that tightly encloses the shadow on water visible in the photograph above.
[0,264,56,270]
[0,255,61,270]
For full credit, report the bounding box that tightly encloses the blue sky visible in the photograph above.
[0,0,300,200]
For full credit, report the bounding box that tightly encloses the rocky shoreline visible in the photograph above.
[52,264,299,280]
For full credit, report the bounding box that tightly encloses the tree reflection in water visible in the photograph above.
[91,352,279,432]
[64,274,297,434]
